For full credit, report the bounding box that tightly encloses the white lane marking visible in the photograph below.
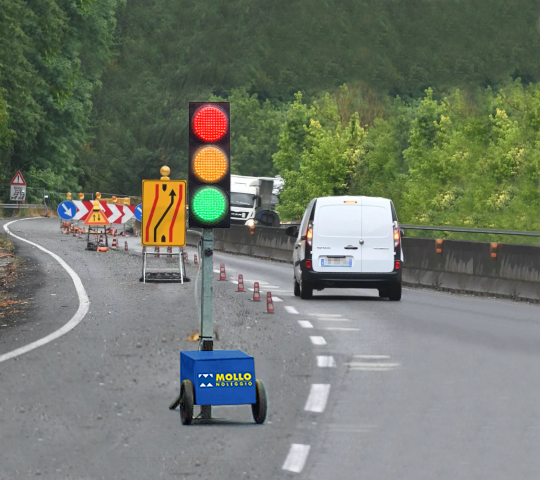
[314,318,350,322]
[317,355,336,368]
[352,355,390,359]
[282,444,311,473]
[298,320,313,329]
[273,296,283,302]
[347,361,400,371]
[284,306,299,315]
[213,269,220,273]
[304,384,331,413]
[310,336,327,345]
[308,313,342,317]
[322,327,360,331]
[0,219,90,364]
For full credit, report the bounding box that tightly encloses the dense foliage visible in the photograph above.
[2,0,540,238]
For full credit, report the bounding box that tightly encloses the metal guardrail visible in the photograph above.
[0,204,47,209]
[279,222,540,237]
[401,224,540,237]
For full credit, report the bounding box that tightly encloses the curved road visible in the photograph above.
[1,218,539,479]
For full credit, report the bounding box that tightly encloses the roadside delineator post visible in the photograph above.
[237,274,245,292]
[183,250,188,263]
[155,246,160,258]
[194,253,198,265]
[125,241,129,251]
[112,236,118,249]
[95,234,98,244]
[266,292,274,313]
[219,264,226,281]
[253,282,261,301]
[99,233,104,244]
[167,246,173,258]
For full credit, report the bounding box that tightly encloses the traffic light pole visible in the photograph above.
[199,228,214,419]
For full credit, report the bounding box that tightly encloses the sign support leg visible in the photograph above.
[199,228,214,419]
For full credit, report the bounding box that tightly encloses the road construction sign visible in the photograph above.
[142,180,186,246]
[10,170,26,201]
[84,207,110,226]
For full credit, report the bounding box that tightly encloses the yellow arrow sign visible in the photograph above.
[142,180,186,246]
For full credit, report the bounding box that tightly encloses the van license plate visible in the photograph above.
[321,256,352,267]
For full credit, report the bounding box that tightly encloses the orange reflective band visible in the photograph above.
[193,147,228,182]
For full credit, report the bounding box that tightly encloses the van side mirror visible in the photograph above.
[285,225,299,237]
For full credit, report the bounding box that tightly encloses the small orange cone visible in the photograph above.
[266,292,274,313]
[253,282,261,301]
[237,274,245,292]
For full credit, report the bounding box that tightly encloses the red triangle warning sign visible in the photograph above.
[10,171,26,186]
[84,208,110,226]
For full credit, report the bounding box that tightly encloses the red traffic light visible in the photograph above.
[192,105,228,142]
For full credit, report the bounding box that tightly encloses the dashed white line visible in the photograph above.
[347,362,401,371]
[304,384,331,413]
[272,296,283,302]
[297,320,314,329]
[284,306,299,314]
[282,444,311,473]
[317,355,336,368]
[310,336,327,345]
[322,327,360,331]
[308,313,342,317]
[314,318,350,322]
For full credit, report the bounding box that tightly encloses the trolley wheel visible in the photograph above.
[251,379,268,424]
[180,379,194,425]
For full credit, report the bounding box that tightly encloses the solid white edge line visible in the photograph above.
[304,384,331,413]
[297,320,314,329]
[310,336,327,345]
[282,444,311,473]
[0,218,90,364]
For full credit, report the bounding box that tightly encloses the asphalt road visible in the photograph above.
[1,218,540,479]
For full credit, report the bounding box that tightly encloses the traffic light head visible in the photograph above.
[188,102,230,228]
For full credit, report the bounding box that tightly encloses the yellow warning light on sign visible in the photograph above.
[141,179,186,247]
[193,147,228,182]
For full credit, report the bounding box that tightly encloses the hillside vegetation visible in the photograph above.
[2,0,540,236]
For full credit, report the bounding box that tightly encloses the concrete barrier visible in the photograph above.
[187,226,540,302]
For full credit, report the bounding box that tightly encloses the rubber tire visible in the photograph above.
[252,379,268,424]
[388,282,402,301]
[293,277,300,297]
[300,277,313,299]
[378,289,389,298]
[180,379,194,425]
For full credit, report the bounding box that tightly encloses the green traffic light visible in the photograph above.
[192,186,227,224]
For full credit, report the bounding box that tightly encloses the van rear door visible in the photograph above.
[311,199,363,273]
[360,198,394,273]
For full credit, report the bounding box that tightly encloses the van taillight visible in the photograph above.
[306,226,313,247]
[393,222,400,248]
[305,260,312,269]
[395,260,401,270]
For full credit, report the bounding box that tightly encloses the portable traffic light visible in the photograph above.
[188,102,230,228]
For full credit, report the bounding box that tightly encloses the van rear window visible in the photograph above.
[317,205,362,237]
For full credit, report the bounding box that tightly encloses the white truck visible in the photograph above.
[230,175,281,226]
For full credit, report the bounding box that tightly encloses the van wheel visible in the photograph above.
[300,278,313,299]
[294,277,300,297]
[388,282,402,301]
[378,289,389,298]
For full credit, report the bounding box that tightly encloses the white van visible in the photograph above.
[285,196,403,300]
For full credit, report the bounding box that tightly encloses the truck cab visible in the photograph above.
[230,175,274,225]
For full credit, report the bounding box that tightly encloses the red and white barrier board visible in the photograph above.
[72,201,136,224]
